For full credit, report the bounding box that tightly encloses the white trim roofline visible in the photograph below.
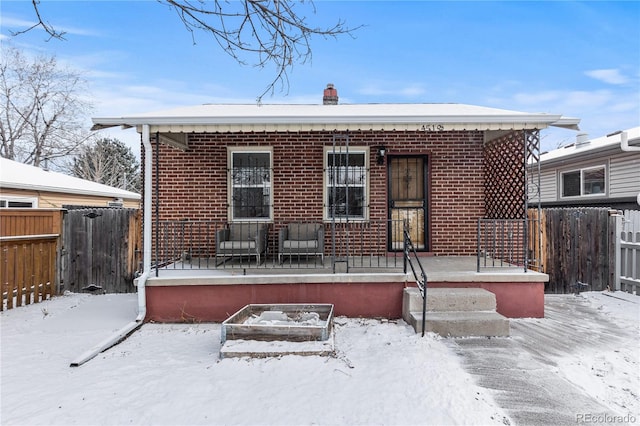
[540,126,640,164]
[0,157,141,200]
[91,103,580,131]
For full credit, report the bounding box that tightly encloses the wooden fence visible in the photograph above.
[1,208,64,237]
[61,208,141,294]
[1,209,63,310]
[617,209,640,294]
[531,208,616,293]
[1,208,141,311]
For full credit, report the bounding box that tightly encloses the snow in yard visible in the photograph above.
[1,290,638,425]
[1,292,508,425]
[555,291,640,417]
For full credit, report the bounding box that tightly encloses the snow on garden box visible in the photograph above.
[221,303,334,343]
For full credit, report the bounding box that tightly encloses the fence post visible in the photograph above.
[55,210,65,296]
[613,213,622,291]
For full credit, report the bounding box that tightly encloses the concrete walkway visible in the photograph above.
[445,294,638,426]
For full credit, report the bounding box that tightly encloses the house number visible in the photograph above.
[421,124,445,131]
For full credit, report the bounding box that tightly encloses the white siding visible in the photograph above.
[528,168,558,203]
[610,152,640,198]
[539,170,557,202]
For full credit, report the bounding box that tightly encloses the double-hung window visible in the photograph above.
[560,165,606,198]
[228,148,272,221]
[324,147,369,221]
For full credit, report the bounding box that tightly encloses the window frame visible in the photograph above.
[227,146,273,222]
[559,164,607,199]
[0,196,38,208]
[323,146,370,222]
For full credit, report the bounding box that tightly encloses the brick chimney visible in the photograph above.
[323,83,338,105]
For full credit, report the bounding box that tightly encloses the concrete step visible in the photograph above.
[402,287,510,337]
[410,311,510,337]
[403,287,497,313]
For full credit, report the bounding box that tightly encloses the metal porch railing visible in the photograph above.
[477,218,540,273]
[153,219,407,273]
[403,222,428,337]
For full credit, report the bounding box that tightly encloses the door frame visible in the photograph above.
[386,154,430,252]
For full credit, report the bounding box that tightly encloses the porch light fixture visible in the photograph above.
[376,146,386,165]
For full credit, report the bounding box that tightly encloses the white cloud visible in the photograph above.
[1,16,38,28]
[506,89,614,111]
[484,86,639,153]
[512,91,562,105]
[358,82,427,97]
[1,14,100,37]
[561,90,614,108]
[609,100,640,113]
[585,69,629,85]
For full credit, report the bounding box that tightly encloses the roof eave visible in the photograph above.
[92,113,571,131]
[1,182,141,200]
[540,145,621,165]
[549,117,581,130]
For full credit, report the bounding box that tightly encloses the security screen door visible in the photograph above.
[388,156,428,251]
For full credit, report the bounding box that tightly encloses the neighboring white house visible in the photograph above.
[531,126,640,210]
[0,157,140,209]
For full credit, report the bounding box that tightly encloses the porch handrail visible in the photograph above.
[403,221,428,337]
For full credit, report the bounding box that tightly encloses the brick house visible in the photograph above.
[92,85,579,323]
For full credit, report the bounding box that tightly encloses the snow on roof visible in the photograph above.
[540,126,640,163]
[92,102,580,131]
[0,157,141,200]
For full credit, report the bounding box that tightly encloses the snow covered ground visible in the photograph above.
[553,291,640,417]
[1,291,638,425]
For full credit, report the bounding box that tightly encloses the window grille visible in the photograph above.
[325,149,368,220]
[229,150,272,220]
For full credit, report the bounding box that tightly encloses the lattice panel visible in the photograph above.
[525,130,541,204]
[483,131,525,219]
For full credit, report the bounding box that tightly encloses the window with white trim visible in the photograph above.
[324,147,369,220]
[0,197,37,208]
[228,148,272,221]
[561,165,606,197]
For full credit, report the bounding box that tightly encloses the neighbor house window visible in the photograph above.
[324,147,369,220]
[228,148,273,221]
[561,165,606,197]
[0,197,37,208]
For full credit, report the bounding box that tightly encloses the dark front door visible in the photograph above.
[388,156,428,251]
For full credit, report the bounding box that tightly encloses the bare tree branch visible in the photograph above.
[13,0,360,101]
[9,0,67,41]
[0,46,93,167]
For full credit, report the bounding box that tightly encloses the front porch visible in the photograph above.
[142,256,547,322]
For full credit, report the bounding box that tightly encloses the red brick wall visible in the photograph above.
[146,130,485,255]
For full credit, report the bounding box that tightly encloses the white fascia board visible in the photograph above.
[540,126,640,164]
[1,157,141,200]
[3,181,141,200]
[93,113,567,131]
[548,116,581,130]
[539,146,619,168]
[137,123,558,135]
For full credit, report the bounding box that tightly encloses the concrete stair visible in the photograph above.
[402,287,510,337]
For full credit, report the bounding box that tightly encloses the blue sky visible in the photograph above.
[1,1,639,156]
